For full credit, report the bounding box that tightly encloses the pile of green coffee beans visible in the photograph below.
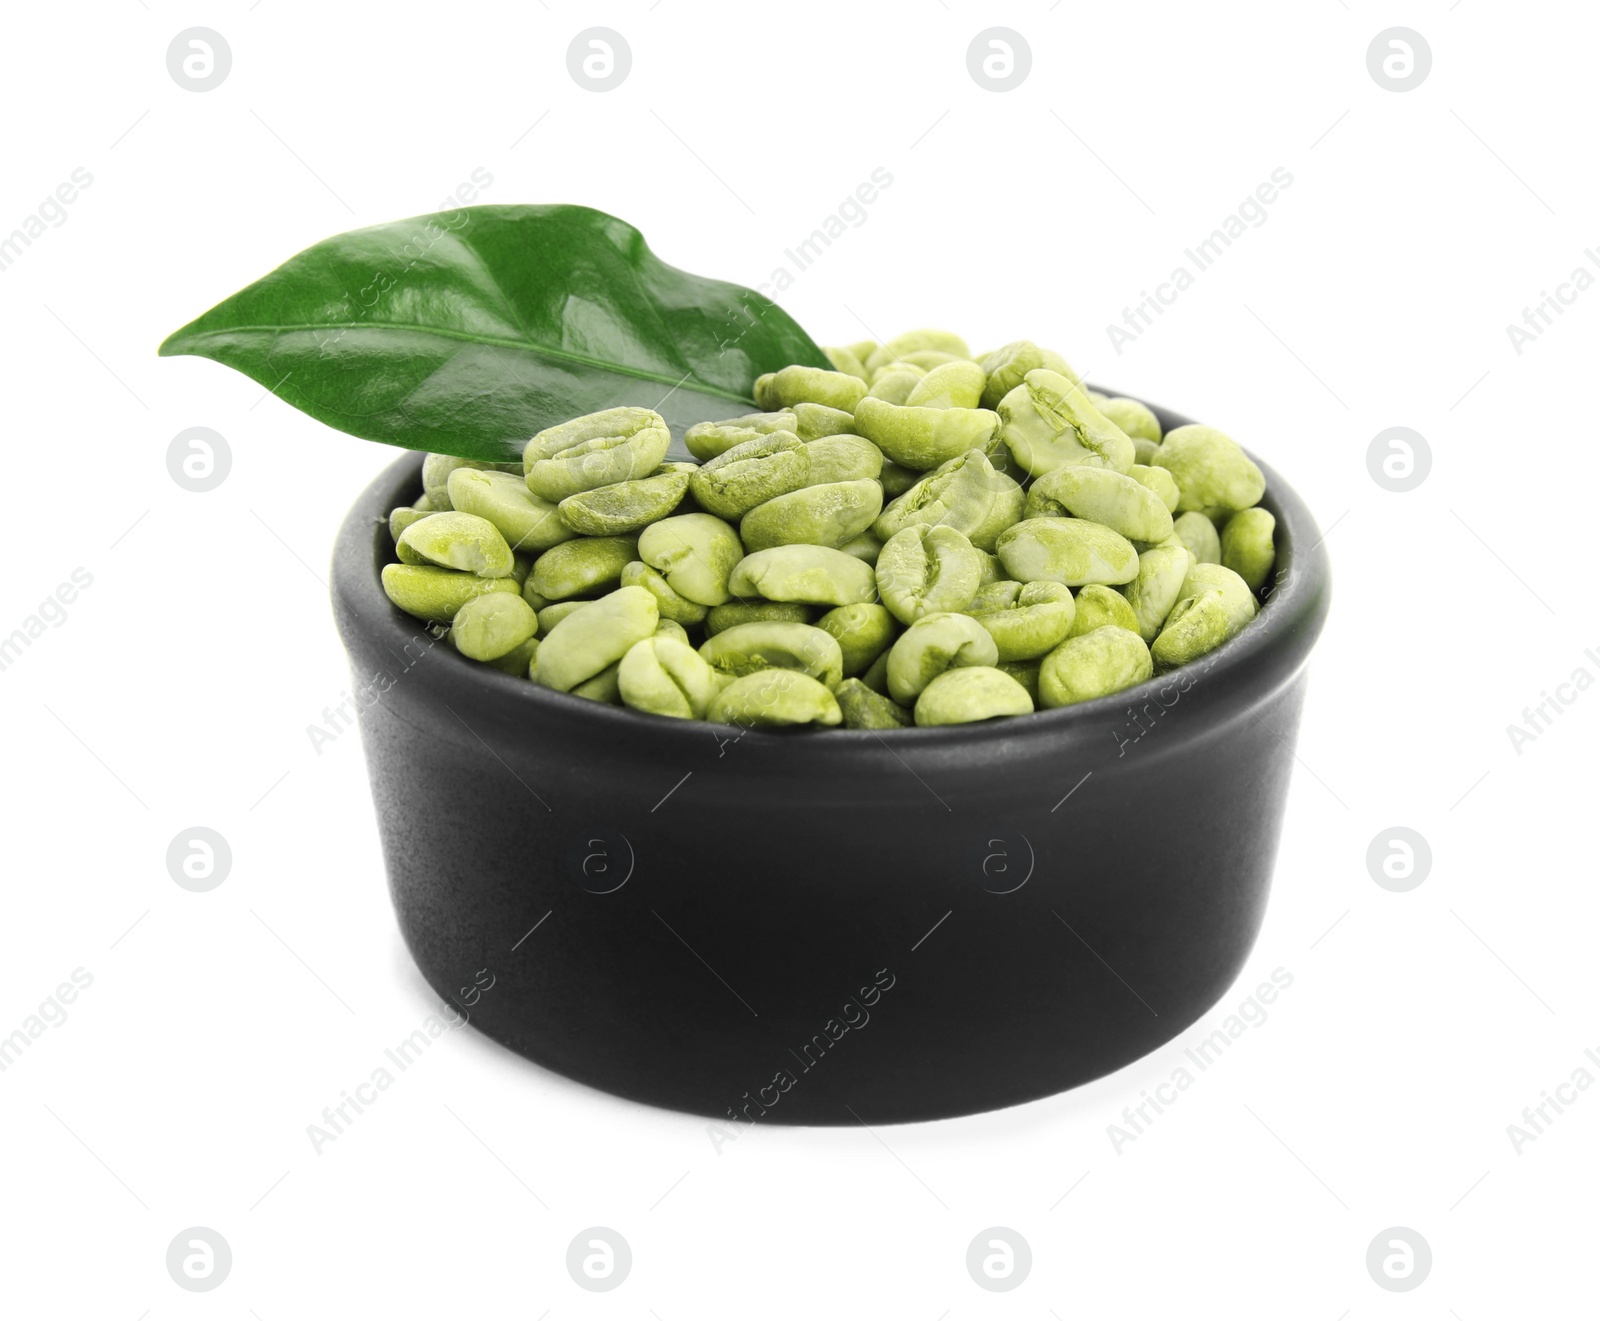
[380,330,1277,730]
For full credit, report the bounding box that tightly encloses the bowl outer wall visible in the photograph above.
[331,398,1331,1125]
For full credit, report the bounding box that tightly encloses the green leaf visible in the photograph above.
[159,204,829,463]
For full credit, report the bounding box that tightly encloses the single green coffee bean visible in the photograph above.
[521,577,551,611]
[684,410,797,462]
[482,634,538,677]
[412,491,445,512]
[824,345,870,382]
[535,584,658,693]
[1039,626,1153,707]
[451,592,538,662]
[508,554,533,587]
[876,524,984,624]
[836,532,884,565]
[864,330,970,375]
[1131,436,1162,466]
[381,563,521,624]
[1153,425,1266,513]
[815,603,896,677]
[422,452,520,506]
[530,535,638,601]
[791,402,859,440]
[915,666,1034,726]
[997,659,1041,705]
[860,648,892,695]
[886,611,999,705]
[1171,510,1221,564]
[538,600,589,633]
[995,517,1140,587]
[866,369,922,405]
[969,580,1076,661]
[728,545,878,606]
[853,396,1000,471]
[1180,562,1258,634]
[1129,463,1181,514]
[397,511,516,577]
[978,340,1064,410]
[1121,544,1192,643]
[388,506,434,541]
[835,678,914,730]
[447,468,573,552]
[618,633,721,719]
[708,669,842,728]
[997,369,1135,477]
[740,479,884,551]
[621,560,708,625]
[572,661,623,704]
[655,618,689,642]
[1151,589,1232,668]
[524,407,671,502]
[690,432,809,519]
[904,360,986,410]
[557,470,691,536]
[874,449,1023,552]
[975,549,1005,586]
[754,365,869,413]
[637,513,743,606]
[1099,397,1162,443]
[705,601,814,635]
[879,460,920,498]
[1220,507,1276,593]
[699,621,844,687]
[1068,583,1141,637]
[1027,466,1173,543]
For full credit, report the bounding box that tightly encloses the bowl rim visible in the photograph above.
[331,392,1331,751]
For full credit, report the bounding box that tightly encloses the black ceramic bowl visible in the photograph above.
[332,396,1330,1126]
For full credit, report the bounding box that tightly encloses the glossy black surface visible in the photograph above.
[331,400,1331,1124]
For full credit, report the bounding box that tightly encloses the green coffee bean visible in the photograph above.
[690,432,808,519]
[836,532,884,565]
[397,512,516,577]
[684,410,797,462]
[866,368,921,404]
[423,452,521,506]
[1038,626,1153,707]
[1151,589,1231,668]
[968,580,1076,661]
[705,603,812,635]
[1026,467,1173,543]
[844,339,877,365]
[525,407,671,502]
[655,618,689,643]
[915,666,1034,726]
[1068,584,1141,637]
[728,545,878,606]
[975,549,1005,586]
[700,621,844,687]
[879,460,920,498]
[997,659,1041,705]
[1171,510,1221,564]
[1180,562,1258,635]
[1121,544,1191,643]
[792,402,859,440]
[997,370,1135,477]
[509,554,533,587]
[534,584,658,693]
[740,479,882,552]
[835,678,914,730]
[446,468,573,552]
[904,360,986,409]
[538,600,589,633]
[572,661,623,704]
[521,578,551,612]
[886,611,998,705]
[618,633,722,719]
[621,560,709,625]
[381,564,522,624]
[1131,436,1162,466]
[754,366,869,413]
[451,592,538,661]
[1128,464,1181,514]
[876,524,983,624]
[412,492,445,512]
[1098,397,1162,443]
[874,449,1024,552]
[1220,507,1276,593]
[853,396,1000,471]
[638,513,744,606]
[708,669,842,728]
[978,341,1075,410]
[482,634,539,677]
[860,648,892,695]
[995,517,1139,587]
[824,345,870,382]
[864,330,970,376]
[557,470,690,536]
[530,535,637,601]
[1153,425,1265,513]
[388,506,434,541]
[815,603,896,677]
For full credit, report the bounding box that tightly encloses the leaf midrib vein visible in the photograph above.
[173,322,753,404]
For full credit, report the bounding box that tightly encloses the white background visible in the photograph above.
[2,1,1596,1315]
